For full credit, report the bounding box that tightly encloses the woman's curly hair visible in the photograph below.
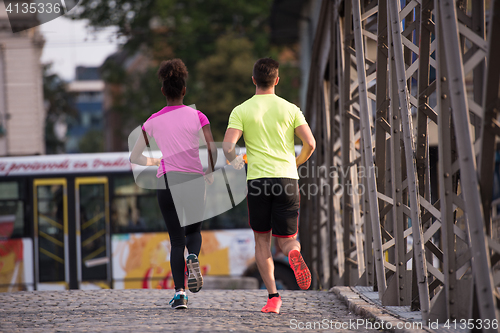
[157,59,188,99]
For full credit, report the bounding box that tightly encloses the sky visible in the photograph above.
[40,15,123,81]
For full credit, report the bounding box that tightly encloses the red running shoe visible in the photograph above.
[289,249,311,290]
[261,296,282,314]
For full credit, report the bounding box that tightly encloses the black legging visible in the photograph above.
[157,172,205,290]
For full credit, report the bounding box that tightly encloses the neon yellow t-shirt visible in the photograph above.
[227,94,307,180]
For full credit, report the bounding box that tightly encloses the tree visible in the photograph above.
[74,0,302,147]
[111,66,167,125]
[73,0,273,69]
[79,129,105,153]
[196,35,301,141]
[43,64,77,154]
[101,61,169,151]
[195,34,255,141]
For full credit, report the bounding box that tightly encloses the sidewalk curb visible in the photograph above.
[330,286,432,333]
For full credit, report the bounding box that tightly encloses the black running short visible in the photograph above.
[246,178,300,237]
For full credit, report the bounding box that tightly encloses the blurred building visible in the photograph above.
[66,66,104,153]
[0,1,45,156]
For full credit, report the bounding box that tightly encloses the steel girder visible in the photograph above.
[300,0,500,325]
[478,0,500,320]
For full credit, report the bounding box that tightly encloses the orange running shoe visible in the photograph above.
[289,249,311,290]
[261,296,282,314]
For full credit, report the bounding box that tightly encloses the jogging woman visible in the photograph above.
[130,59,217,309]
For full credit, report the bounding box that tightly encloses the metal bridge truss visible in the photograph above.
[299,0,500,325]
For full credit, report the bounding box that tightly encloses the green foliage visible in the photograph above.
[195,34,256,141]
[74,0,273,68]
[43,63,78,118]
[74,0,302,147]
[275,62,301,106]
[44,121,64,154]
[195,38,301,141]
[79,129,105,153]
[111,66,167,126]
[100,54,128,84]
[43,63,77,154]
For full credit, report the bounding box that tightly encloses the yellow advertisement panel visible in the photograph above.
[0,238,34,292]
[112,229,255,289]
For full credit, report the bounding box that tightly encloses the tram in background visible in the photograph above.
[0,150,298,292]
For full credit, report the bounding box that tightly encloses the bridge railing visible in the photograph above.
[299,0,500,326]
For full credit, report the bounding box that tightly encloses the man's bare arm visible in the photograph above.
[223,128,243,163]
[294,124,316,167]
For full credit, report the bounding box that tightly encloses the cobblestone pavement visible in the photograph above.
[0,289,385,333]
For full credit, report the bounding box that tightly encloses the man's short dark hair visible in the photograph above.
[253,58,279,88]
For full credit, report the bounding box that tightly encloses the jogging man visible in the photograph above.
[223,58,316,314]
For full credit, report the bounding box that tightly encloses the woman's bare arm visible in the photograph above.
[201,124,217,173]
[129,131,161,166]
[223,128,243,162]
